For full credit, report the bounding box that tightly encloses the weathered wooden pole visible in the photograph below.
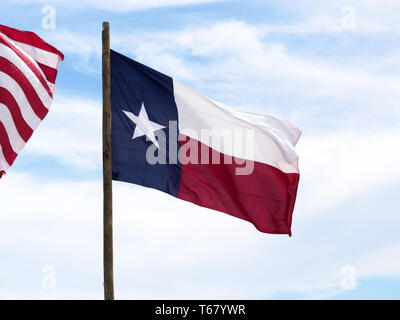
[102,21,114,300]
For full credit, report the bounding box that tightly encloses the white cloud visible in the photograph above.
[0,168,399,299]
[298,129,400,215]
[89,0,228,12]
[356,243,400,278]
[38,21,400,118]
[107,20,400,126]
[10,0,228,12]
[0,172,279,299]
[42,30,101,74]
[23,94,102,170]
[260,3,400,35]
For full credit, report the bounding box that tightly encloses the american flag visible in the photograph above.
[0,25,63,178]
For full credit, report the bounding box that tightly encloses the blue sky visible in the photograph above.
[0,0,400,299]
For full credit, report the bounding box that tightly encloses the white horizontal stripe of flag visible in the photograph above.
[0,103,26,153]
[11,39,60,70]
[173,79,301,174]
[0,145,10,171]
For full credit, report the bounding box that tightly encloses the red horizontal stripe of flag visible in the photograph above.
[177,135,300,235]
[37,62,58,84]
[0,122,18,165]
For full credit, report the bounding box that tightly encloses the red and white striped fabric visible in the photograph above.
[0,25,63,178]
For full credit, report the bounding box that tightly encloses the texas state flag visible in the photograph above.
[110,50,301,236]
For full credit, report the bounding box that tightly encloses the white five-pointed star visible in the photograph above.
[122,102,165,148]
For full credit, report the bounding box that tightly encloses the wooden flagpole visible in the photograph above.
[102,21,114,300]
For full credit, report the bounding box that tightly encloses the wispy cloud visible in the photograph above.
[356,243,400,278]
[10,0,229,12]
[23,94,101,170]
[260,0,400,34]
[0,170,399,299]
[110,21,400,132]
[47,20,400,128]
[298,129,400,215]
[42,29,101,75]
